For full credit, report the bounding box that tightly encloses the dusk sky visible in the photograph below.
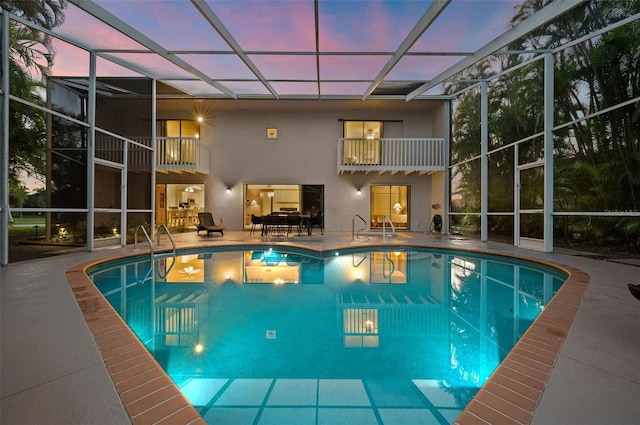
[49,0,523,97]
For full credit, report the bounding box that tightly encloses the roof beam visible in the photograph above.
[363,0,451,100]
[69,0,237,98]
[406,0,586,100]
[192,0,280,99]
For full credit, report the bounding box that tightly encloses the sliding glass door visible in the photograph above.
[370,185,409,229]
[244,185,324,227]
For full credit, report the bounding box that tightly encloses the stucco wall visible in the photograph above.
[152,99,445,232]
[88,98,449,231]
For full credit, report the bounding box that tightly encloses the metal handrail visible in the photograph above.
[382,214,396,243]
[382,252,395,280]
[133,225,155,285]
[352,253,367,268]
[134,225,154,254]
[155,224,176,279]
[352,214,367,239]
[156,224,176,255]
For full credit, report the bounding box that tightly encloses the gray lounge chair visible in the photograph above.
[196,212,225,236]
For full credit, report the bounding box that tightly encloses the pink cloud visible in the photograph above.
[210,1,315,51]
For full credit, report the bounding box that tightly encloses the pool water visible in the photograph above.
[89,246,566,425]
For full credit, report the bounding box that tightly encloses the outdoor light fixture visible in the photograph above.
[356,188,362,195]
[197,116,203,122]
[226,187,231,194]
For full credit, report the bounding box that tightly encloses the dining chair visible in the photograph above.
[286,213,302,236]
[309,213,324,235]
[250,214,263,235]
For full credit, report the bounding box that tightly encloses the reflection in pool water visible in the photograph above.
[89,246,566,425]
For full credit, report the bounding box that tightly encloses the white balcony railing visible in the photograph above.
[95,136,209,174]
[338,138,446,174]
[155,137,209,173]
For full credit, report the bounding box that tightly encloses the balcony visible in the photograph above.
[337,138,446,175]
[155,137,209,174]
[96,137,210,174]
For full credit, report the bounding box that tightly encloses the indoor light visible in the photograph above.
[226,187,231,194]
[393,202,402,213]
[356,188,362,195]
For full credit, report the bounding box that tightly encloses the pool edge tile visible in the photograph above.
[454,269,588,425]
[66,265,203,425]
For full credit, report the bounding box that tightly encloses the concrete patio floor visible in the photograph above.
[1,230,639,424]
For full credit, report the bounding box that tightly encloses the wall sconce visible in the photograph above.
[226,187,232,194]
[197,116,203,123]
[225,272,232,280]
[356,188,362,195]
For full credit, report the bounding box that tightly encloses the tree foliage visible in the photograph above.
[3,0,67,200]
[449,0,640,252]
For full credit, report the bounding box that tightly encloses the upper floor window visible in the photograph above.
[158,120,200,139]
[344,121,383,139]
[343,121,383,165]
[158,120,201,163]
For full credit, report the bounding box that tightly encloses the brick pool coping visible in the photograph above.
[66,246,588,425]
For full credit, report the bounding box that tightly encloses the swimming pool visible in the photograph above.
[88,246,566,425]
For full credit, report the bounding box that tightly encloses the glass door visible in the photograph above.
[370,185,409,229]
[516,163,544,250]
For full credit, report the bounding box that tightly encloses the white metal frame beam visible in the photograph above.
[191,0,279,99]
[1,12,9,265]
[543,52,554,252]
[69,0,237,98]
[362,0,451,100]
[87,52,96,250]
[407,0,586,100]
[480,82,488,241]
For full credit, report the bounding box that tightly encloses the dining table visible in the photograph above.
[261,212,311,236]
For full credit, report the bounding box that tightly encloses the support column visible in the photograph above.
[481,81,488,241]
[543,53,554,252]
[443,100,451,234]
[151,79,157,238]
[87,52,96,250]
[1,13,9,265]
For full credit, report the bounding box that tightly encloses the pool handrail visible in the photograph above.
[133,225,154,254]
[383,252,395,279]
[155,224,176,257]
[382,214,396,242]
[352,214,367,239]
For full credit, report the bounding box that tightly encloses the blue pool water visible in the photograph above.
[89,246,566,425]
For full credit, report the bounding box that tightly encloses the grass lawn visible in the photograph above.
[11,214,46,225]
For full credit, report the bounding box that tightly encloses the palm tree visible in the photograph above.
[2,0,67,79]
[450,0,640,251]
[2,1,67,194]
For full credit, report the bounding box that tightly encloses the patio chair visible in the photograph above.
[196,212,225,236]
